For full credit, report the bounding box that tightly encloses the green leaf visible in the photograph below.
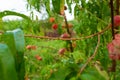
[97,22,102,32]
[80,67,108,80]
[3,28,25,80]
[49,65,71,80]
[74,0,79,3]
[52,0,60,14]
[66,0,72,13]
[3,28,25,55]
[72,51,86,63]
[2,31,16,57]
[60,0,65,13]
[80,73,98,80]
[45,0,50,16]
[0,10,31,21]
[12,28,25,53]
[52,0,64,14]
[94,63,109,80]
[27,0,40,12]
[0,44,18,80]
[0,18,3,30]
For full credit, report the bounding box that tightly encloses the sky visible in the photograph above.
[0,0,74,20]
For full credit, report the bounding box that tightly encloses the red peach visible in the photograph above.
[26,45,37,50]
[35,55,42,61]
[114,15,120,27]
[58,48,66,55]
[115,34,120,40]
[49,17,55,23]
[60,33,70,38]
[26,45,32,50]
[52,24,58,30]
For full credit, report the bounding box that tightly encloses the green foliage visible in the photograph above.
[26,0,42,12]
[52,0,61,14]
[26,0,65,16]
[0,0,119,80]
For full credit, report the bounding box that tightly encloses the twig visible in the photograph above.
[78,34,100,75]
[63,13,71,36]
[63,12,74,52]
[110,0,115,39]
[25,24,110,41]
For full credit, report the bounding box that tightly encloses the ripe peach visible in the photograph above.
[107,34,120,60]
[115,34,120,40]
[114,15,120,27]
[31,46,37,50]
[109,54,120,60]
[26,45,37,50]
[52,24,58,30]
[26,45,32,50]
[58,48,66,55]
[49,17,55,23]
[35,55,42,61]
[60,33,70,38]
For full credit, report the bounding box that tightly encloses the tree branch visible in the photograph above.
[63,12,74,52]
[78,34,100,75]
[24,25,110,40]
